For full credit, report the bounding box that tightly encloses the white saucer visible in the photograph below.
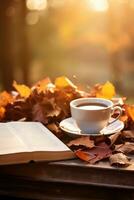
[59,117,124,137]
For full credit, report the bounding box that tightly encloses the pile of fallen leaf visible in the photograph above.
[0,76,134,167]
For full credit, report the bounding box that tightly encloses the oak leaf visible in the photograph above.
[32,103,48,124]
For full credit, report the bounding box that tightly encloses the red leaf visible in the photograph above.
[75,142,112,164]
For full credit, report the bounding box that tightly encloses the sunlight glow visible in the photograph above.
[49,0,66,8]
[26,0,47,11]
[26,12,39,25]
[87,0,109,12]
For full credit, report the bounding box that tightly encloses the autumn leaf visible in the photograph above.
[55,76,77,89]
[126,105,134,121]
[75,150,96,162]
[112,97,125,106]
[108,132,122,146]
[96,81,116,99]
[75,142,112,164]
[68,136,94,150]
[32,98,61,124]
[109,153,130,167]
[13,81,31,98]
[33,77,53,93]
[0,107,5,120]
[4,99,32,121]
[47,123,63,138]
[119,114,128,123]
[0,91,13,107]
[47,123,60,133]
[32,103,48,124]
[121,130,134,142]
[115,142,134,154]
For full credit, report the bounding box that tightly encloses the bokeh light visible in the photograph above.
[87,0,109,12]
[26,0,47,10]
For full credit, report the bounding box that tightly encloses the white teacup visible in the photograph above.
[70,98,122,134]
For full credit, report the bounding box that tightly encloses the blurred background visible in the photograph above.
[0,0,134,99]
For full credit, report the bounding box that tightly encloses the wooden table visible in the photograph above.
[0,159,133,200]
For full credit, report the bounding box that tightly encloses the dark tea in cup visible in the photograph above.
[70,98,122,134]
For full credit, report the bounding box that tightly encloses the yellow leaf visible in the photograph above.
[96,81,116,99]
[55,76,76,89]
[13,81,31,98]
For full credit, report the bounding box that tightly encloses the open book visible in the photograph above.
[0,122,75,165]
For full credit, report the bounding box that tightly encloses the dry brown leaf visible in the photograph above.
[109,153,130,167]
[108,132,122,146]
[4,99,32,121]
[47,123,59,133]
[32,97,61,124]
[75,142,112,164]
[13,81,31,98]
[32,103,48,124]
[88,142,112,164]
[121,130,134,142]
[47,123,63,138]
[115,142,134,154]
[68,136,94,150]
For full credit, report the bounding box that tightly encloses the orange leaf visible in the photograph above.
[75,150,95,162]
[126,105,134,121]
[0,107,5,119]
[33,77,53,93]
[13,81,31,98]
[0,91,13,107]
[96,81,116,99]
[55,76,76,89]
[120,115,128,122]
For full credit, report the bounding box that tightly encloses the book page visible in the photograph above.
[0,124,29,155]
[8,122,70,152]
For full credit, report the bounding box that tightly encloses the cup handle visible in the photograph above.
[108,106,122,125]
